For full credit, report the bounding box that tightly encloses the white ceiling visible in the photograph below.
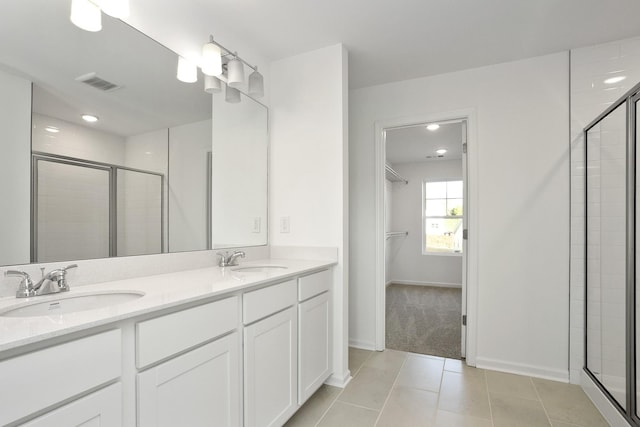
[386,121,463,164]
[194,0,640,89]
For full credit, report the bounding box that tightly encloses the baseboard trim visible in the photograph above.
[348,340,376,351]
[475,357,569,382]
[581,370,629,427]
[325,370,352,388]
[389,280,462,289]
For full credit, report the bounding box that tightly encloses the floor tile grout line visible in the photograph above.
[314,348,376,427]
[530,376,554,427]
[373,352,409,426]
[484,369,496,427]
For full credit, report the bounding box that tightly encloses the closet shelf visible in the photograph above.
[385,165,408,184]
[386,231,408,240]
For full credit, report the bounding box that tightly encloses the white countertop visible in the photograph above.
[0,258,335,353]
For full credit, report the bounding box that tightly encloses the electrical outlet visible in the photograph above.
[280,216,290,233]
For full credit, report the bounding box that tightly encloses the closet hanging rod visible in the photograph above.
[385,164,408,184]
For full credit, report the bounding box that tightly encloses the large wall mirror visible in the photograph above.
[0,0,268,267]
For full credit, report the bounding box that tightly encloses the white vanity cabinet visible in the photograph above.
[20,383,122,427]
[243,280,298,427]
[0,329,122,426]
[297,270,332,404]
[136,296,241,427]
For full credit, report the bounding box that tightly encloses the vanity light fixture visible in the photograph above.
[226,57,245,88]
[225,85,241,103]
[177,56,198,83]
[204,75,222,93]
[248,68,264,98]
[435,148,447,155]
[427,124,440,131]
[202,37,223,77]
[81,114,99,123]
[604,75,626,85]
[70,0,102,32]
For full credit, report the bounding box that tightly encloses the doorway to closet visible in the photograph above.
[381,118,468,360]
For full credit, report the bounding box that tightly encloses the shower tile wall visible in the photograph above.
[570,36,640,383]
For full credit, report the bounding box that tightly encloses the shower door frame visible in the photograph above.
[583,82,640,426]
[31,152,165,262]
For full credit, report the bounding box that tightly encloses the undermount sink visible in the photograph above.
[0,291,145,317]
[231,265,288,273]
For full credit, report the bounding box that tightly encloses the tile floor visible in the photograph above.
[285,348,610,427]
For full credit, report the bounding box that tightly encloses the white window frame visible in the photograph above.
[422,178,463,256]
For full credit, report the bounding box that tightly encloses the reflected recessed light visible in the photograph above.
[45,126,60,133]
[427,124,440,131]
[435,148,447,155]
[604,76,626,85]
[81,114,99,123]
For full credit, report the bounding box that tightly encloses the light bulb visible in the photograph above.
[202,42,222,77]
[177,57,198,83]
[70,0,102,32]
[248,69,264,98]
[227,58,245,88]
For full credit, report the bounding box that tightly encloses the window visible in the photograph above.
[423,180,463,254]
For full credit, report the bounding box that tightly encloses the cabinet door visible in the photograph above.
[298,291,332,403]
[137,332,241,427]
[244,307,297,427]
[21,383,121,427]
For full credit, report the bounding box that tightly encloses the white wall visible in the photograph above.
[269,44,350,385]
[384,179,393,285]
[570,35,640,385]
[169,119,211,253]
[350,52,570,380]
[389,160,463,286]
[0,70,31,266]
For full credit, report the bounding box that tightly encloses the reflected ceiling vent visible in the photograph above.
[75,72,121,92]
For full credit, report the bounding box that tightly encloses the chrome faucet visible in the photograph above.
[5,264,78,298]
[217,250,246,267]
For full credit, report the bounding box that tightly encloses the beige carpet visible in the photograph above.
[385,284,461,359]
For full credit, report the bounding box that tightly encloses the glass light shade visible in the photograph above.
[204,75,222,93]
[96,0,129,18]
[225,85,241,103]
[247,69,264,98]
[70,0,102,32]
[227,58,245,88]
[177,57,197,83]
[201,43,222,77]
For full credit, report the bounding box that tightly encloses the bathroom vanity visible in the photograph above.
[0,260,334,426]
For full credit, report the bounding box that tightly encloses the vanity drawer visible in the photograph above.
[298,269,331,302]
[0,329,121,427]
[243,279,297,325]
[136,296,238,369]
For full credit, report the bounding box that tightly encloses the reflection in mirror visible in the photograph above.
[0,0,268,267]
[212,94,268,249]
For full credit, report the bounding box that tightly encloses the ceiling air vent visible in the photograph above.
[75,72,121,92]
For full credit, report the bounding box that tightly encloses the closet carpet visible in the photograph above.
[385,284,461,359]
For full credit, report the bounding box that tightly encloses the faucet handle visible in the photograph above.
[62,264,78,273]
[216,251,230,267]
[5,270,35,298]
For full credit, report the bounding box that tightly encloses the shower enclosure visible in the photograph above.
[31,152,164,262]
[585,82,640,424]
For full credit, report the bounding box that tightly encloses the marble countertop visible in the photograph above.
[0,258,335,353]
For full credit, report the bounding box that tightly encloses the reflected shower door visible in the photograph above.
[116,169,163,257]
[34,159,111,262]
[586,102,627,409]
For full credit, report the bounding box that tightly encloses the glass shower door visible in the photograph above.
[586,102,627,409]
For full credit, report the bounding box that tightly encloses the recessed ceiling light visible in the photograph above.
[604,76,626,85]
[44,126,60,133]
[81,114,99,123]
[436,148,447,155]
[426,124,440,131]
